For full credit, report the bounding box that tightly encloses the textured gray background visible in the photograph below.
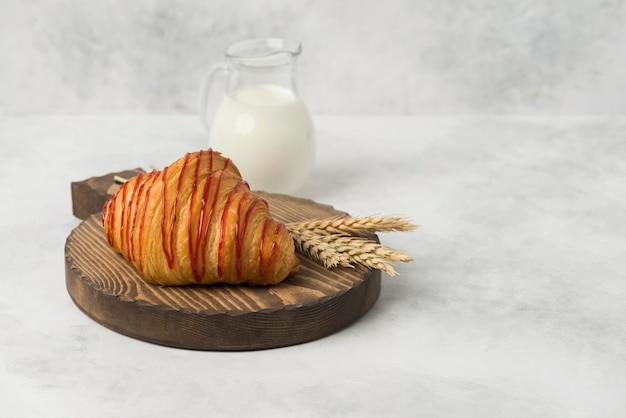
[1,0,625,115]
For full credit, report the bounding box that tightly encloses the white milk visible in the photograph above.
[209,84,315,194]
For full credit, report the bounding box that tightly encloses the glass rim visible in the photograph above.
[225,38,302,61]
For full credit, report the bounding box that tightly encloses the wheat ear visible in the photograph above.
[288,215,417,236]
[286,215,416,276]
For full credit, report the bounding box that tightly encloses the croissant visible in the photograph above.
[101,149,299,286]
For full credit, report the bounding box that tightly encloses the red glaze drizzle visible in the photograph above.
[104,193,116,245]
[118,177,130,251]
[160,166,174,268]
[193,151,218,282]
[170,153,190,268]
[136,171,157,271]
[217,179,247,278]
[259,219,284,276]
[128,172,147,264]
[187,151,234,282]
[188,150,204,279]
[160,153,192,271]
[235,196,265,280]
[129,173,142,264]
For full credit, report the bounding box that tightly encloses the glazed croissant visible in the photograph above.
[102,149,299,286]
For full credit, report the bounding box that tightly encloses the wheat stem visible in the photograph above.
[113,175,129,184]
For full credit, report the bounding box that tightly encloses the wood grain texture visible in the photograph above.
[65,192,381,351]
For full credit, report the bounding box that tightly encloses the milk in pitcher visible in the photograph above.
[209,83,315,194]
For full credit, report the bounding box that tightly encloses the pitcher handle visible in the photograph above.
[198,62,228,133]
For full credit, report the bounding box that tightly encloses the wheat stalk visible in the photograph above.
[113,175,129,184]
[288,215,417,236]
[286,216,416,276]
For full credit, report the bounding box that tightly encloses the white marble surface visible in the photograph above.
[1,115,626,417]
[2,0,626,115]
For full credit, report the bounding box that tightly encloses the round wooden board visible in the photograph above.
[65,192,381,351]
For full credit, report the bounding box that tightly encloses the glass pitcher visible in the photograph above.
[199,38,315,194]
